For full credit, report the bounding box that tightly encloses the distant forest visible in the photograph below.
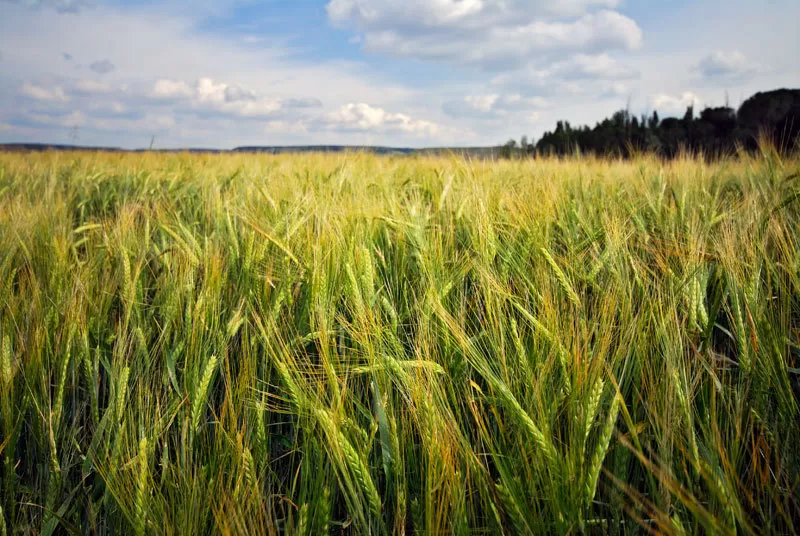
[503,88,800,158]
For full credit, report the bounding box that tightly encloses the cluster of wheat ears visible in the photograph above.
[0,149,798,534]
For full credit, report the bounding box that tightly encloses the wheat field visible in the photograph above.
[0,150,798,534]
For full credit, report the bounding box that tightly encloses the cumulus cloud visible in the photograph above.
[327,0,641,68]
[151,79,194,100]
[1,0,92,13]
[20,82,69,102]
[327,0,623,29]
[150,77,322,119]
[651,92,703,115]
[443,94,548,120]
[694,50,759,81]
[89,59,116,75]
[322,103,441,136]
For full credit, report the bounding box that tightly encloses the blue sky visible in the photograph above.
[1,0,798,148]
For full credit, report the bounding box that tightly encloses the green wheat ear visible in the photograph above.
[583,378,604,454]
[192,355,218,431]
[495,482,529,533]
[338,426,382,516]
[586,391,621,505]
[134,437,149,536]
[0,335,11,387]
[296,503,309,535]
[0,505,7,536]
[116,366,131,425]
[316,485,331,534]
[540,247,582,308]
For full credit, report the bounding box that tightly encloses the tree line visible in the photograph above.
[501,88,800,158]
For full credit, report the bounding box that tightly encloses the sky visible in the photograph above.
[0,0,798,149]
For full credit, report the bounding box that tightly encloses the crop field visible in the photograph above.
[0,150,799,534]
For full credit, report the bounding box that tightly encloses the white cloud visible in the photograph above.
[327,0,641,68]
[150,77,320,119]
[327,0,622,29]
[651,92,703,115]
[151,79,194,100]
[443,94,548,119]
[195,77,247,103]
[694,50,759,81]
[323,103,441,136]
[20,82,69,102]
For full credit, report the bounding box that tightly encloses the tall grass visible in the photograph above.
[0,149,798,534]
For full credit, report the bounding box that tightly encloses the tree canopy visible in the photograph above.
[504,89,800,158]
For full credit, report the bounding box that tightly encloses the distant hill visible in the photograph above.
[0,143,502,158]
[0,143,125,152]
